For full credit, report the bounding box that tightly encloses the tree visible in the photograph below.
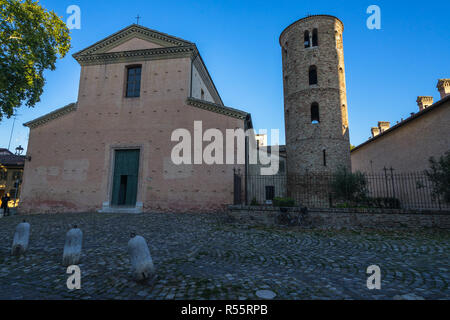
[331,166,368,202]
[0,0,70,121]
[425,151,450,203]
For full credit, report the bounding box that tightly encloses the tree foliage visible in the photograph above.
[0,0,70,121]
[425,151,450,203]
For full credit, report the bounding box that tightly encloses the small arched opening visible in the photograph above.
[312,28,318,47]
[309,65,318,86]
[311,102,320,124]
[304,30,310,48]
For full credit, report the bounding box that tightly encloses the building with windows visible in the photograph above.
[0,148,25,207]
[20,25,252,214]
[247,145,287,205]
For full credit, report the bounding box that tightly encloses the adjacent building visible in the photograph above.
[0,148,25,207]
[351,79,450,173]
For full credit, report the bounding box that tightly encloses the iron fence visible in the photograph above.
[244,171,450,211]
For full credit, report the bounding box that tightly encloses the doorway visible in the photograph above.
[111,149,140,207]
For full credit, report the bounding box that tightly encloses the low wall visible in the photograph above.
[228,205,450,230]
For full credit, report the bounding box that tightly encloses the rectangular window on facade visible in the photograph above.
[126,66,142,97]
[265,186,275,201]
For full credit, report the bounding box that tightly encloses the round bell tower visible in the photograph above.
[280,15,351,204]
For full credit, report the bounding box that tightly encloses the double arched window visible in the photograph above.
[309,65,318,85]
[312,29,318,47]
[311,102,320,124]
[304,31,310,48]
[304,29,319,48]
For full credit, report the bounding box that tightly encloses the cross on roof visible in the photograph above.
[135,14,141,25]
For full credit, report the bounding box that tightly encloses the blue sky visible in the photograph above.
[1,0,449,152]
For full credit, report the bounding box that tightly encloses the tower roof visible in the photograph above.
[279,14,344,45]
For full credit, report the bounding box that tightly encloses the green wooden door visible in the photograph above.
[111,149,140,206]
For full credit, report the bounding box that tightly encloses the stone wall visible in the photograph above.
[228,205,450,230]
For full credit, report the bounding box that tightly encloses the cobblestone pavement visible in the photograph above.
[0,212,449,300]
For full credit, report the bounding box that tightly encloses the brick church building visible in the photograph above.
[20,25,251,214]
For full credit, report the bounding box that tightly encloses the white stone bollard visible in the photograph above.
[11,220,30,256]
[128,234,155,281]
[62,226,83,266]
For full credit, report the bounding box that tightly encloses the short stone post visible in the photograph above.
[62,225,83,266]
[11,220,30,256]
[128,233,155,281]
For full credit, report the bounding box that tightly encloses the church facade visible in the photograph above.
[20,25,251,214]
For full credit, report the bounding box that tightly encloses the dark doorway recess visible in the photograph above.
[111,149,140,206]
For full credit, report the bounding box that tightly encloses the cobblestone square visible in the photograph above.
[0,212,448,300]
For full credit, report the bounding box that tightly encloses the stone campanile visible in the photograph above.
[280,15,351,173]
[280,15,351,204]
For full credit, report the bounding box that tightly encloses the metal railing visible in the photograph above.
[244,171,450,211]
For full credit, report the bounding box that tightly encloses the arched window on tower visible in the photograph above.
[311,102,320,124]
[312,29,318,47]
[309,65,318,85]
[304,30,310,48]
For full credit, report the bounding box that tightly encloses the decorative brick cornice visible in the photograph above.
[24,103,77,129]
[74,45,197,66]
[186,97,248,120]
[73,24,193,58]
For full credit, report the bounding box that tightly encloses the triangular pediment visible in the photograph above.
[73,24,193,57]
[105,37,163,53]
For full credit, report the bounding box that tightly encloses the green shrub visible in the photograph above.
[250,198,259,206]
[273,197,296,208]
[425,151,450,203]
[331,167,368,202]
